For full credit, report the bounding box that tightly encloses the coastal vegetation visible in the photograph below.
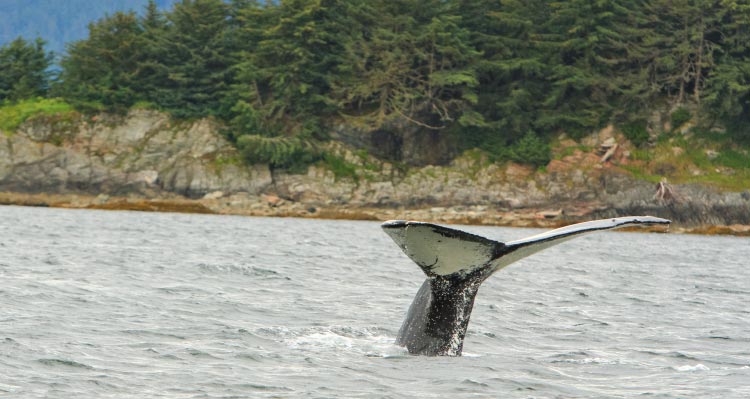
[1,0,750,176]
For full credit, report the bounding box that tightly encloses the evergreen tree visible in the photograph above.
[704,0,750,140]
[134,0,171,107]
[336,0,480,131]
[159,0,232,117]
[56,11,143,110]
[648,0,725,105]
[231,0,363,138]
[541,0,654,134]
[458,0,552,141]
[0,37,52,101]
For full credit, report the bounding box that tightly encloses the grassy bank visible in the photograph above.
[0,98,76,134]
[623,129,750,192]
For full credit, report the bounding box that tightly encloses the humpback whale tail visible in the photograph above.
[382,216,670,356]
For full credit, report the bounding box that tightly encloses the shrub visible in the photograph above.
[621,121,649,147]
[236,134,320,173]
[671,107,692,129]
[509,131,550,168]
[321,153,358,180]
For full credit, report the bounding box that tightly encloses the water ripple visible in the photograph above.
[1,206,748,398]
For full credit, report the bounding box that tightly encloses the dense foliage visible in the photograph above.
[5,0,750,166]
[0,37,52,102]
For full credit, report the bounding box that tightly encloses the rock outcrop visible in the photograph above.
[0,110,272,198]
[2,110,749,228]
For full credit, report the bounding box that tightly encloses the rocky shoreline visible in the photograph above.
[2,109,749,236]
[2,191,748,236]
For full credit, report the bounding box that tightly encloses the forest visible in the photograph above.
[2,0,750,169]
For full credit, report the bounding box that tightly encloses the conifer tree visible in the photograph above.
[57,12,143,110]
[0,37,52,101]
[159,0,232,117]
[134,0,170,107]
[649,0,725,105]
[458,0,551,140]
[231,0,363,137]
[336,0,480,131]
[704,0,750,140]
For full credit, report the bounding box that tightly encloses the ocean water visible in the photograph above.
[0,205,748,398]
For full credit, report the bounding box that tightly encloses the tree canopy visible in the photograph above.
[8,0,750,165]
[0,37,52,102]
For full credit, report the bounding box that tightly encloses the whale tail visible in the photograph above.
[381,220,504,278]
[383,216,671,278]
[382,216,671,356]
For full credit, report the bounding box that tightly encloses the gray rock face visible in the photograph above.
[330,120,459,166]
[2,109,747,227]
[0,110,272,197]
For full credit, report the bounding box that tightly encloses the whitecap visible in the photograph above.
[551,357,620,365]
[673,364,710,372]
[285,326,405,357]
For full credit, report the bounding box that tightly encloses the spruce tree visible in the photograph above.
[458,0,551,141]
[231,0,364,138]
[0,37,53,101]
[159,0,232,118]
[134,0,170,108]
[57,12,143,111]
[704,0,750,140]
[336,0,480,131]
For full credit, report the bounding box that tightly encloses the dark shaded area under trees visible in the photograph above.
[3,0,750,169]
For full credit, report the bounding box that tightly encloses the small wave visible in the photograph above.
[122,329,187,340]
[551,357,620,365]
[717,365,750,371]
[673,364,710,372]
[461,379,490,387]
[37,358,94,369]
[639,350,702,361]
[186,348,220,359]
[0,382,19,393]
[197,263,290,280]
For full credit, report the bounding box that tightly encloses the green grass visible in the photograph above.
[619,165,662,183]
[618,129,750,191]
[130,101,160,111]
[554,144,592,160]
[630,148,653,161]
[679,170,750,191]
[0,98,75,134]
[714,148,750,169]
[321,153,358,181]
[212,154,243,173]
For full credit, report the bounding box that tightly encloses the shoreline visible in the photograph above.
[2,191,748,237]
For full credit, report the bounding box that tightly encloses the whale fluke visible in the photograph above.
[382,216,670,356]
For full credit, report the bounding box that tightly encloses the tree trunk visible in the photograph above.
[693,15,704,104]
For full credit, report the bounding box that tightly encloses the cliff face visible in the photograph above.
[1,110,749,227]
[0,110,271,197]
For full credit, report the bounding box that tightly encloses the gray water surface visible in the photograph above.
[1,205,748,398]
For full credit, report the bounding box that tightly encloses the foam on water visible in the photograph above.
[673,364,710,372]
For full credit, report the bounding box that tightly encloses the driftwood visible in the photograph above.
[654,179,682,203]
[600,143,618,163]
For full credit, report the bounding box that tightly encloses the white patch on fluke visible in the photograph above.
[383,222,497,276]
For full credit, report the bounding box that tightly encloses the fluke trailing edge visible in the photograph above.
[382,216,671,356]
